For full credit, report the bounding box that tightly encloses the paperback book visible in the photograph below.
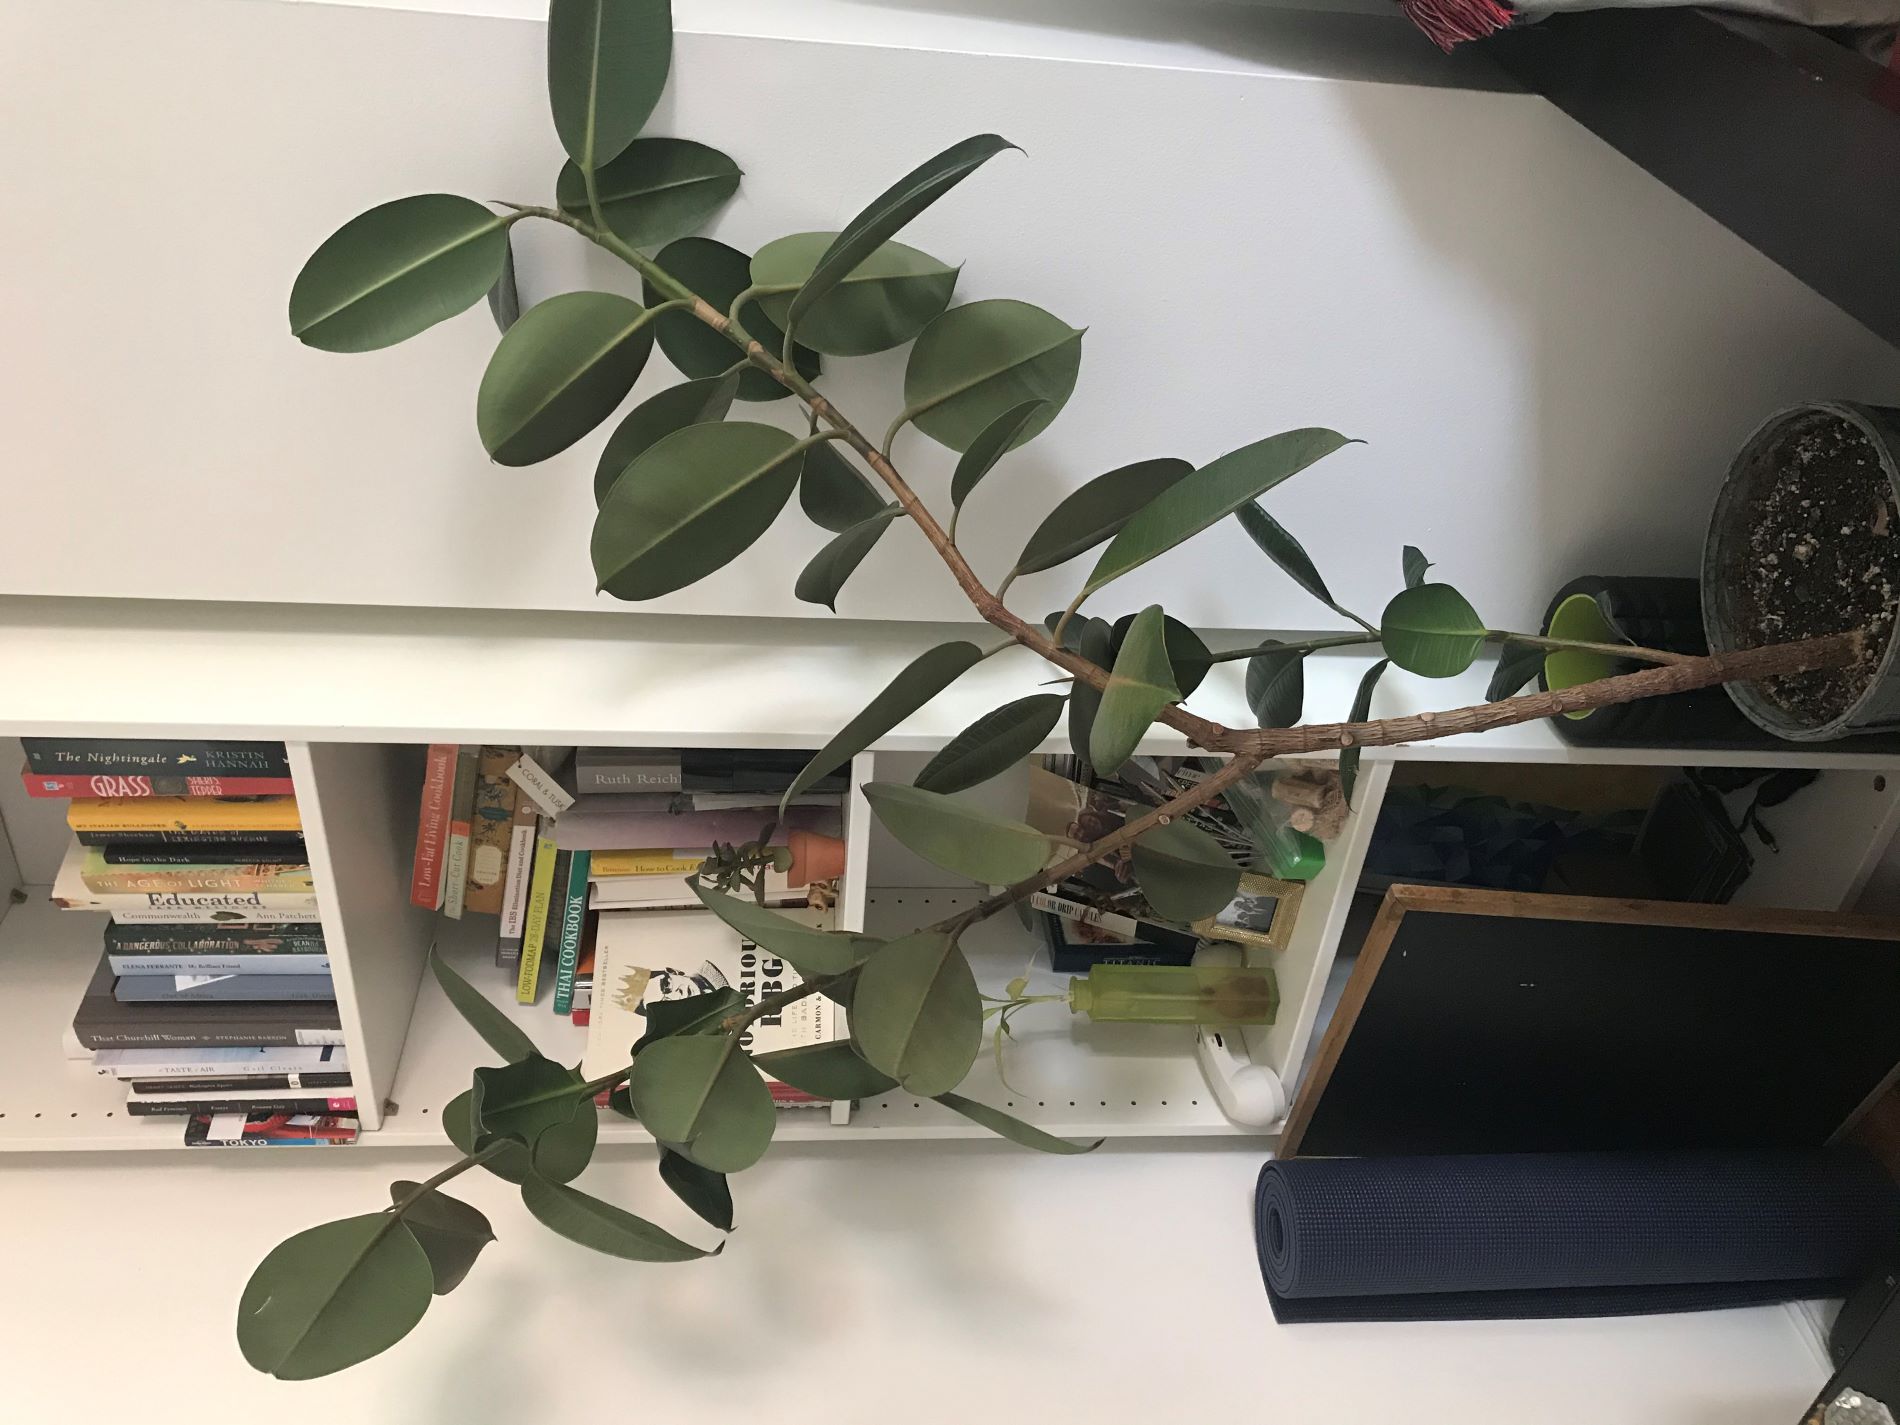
[76,828,306,851]
[22,770,296,800]
[54,839,318,921]
[22,738,291,777]
[72,957,343,1049]
[128,1089,357,1117]
[464,747,522,916]
[127,1073,352,1094]
[66,796,302,835]
[104,923,328,977]
[90,1044,350,1078]
[77,847,313,897]
[111,973,336,1003]
[96,839,308,865]
[572,747,847,796]
[182,1112,358,1147]
[409,742,457,910]
[553,797,839,853]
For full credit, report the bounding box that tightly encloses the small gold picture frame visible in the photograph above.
[1192,872,1304,955]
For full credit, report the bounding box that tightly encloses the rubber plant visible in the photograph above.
[245,0,1861,1378]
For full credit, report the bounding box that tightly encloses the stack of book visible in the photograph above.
[28,738,357,1147]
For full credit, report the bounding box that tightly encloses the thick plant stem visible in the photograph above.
[387,1139,513,1214]
[1206,632,1383,665]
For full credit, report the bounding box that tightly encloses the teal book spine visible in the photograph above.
[552,850,591,1014]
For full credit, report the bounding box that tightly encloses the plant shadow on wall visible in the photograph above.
[243,0,1863,1379]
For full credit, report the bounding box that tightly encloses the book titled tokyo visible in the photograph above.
[22,738,291,778]
[21,769,297,800]
[183,1112,358,1147]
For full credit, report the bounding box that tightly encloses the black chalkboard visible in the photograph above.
[1282,886,1900,1159]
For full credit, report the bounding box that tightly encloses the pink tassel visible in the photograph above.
[1400,0,1515,51]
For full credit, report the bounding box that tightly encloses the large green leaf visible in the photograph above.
[1245,643,1305,728]
[951,400,1047,511]
[1131,818,1240,924]
[658,1148,734,1232]
[861,782,1054,884]
[752,233,958,356]
[628,1034,776,1172]
[1340,658,1389,809]
[1236,502,1353,622]
[487,227,522,334]
[1085,429,1354,596]
[913,693,1065,795]
[389,1183,494,1295]
[558,138,739,249]
[520,1177,714,1261]
[1090,605,1179,776]
[592,422,802,600]
[237,1215,433,1380]
[936,1092,1102,1154]
[646,237,818,401]
[794,505,901,612]
[547,0,671,171]
[431,949,536,1064]
[1068,617,1114,773]
[470,1056,587,1152]
[799,442,886,532]
[1402,545,1433,589]
[1486,642,1546,701]
[850,931,982,1096]
[593,371,742,506]
[477,291,655,465]
[1109,612,1211,698]
[752,1042,898,1099]
[632,987,747,1053]
[443,1089,532,1183]
[691,883,881,977]
[903,299,1083,453]
[1380,583,1487,678]
[1010,459,1192,578]
[289,194,510,353]
[783,135,1015,341]
[780,641,984,808]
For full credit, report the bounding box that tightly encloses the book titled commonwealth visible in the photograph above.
[52,840,318,922]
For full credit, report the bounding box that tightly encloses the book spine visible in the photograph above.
[129,1073,352,1094]
[97,842,308,866]
[111,975,336,1003]
[22,738,290,777]
[183,1114,359,1147]
[61,885,320,913]
[409,743,457,910]
[441,748,480,920]
[464,748,521,915]
[21,771,297,799]
[104,925,325,955]
[103,907,321,925]
[80,863,313,896]
[591,851,711,877]
[65,796,302,834]
[575,754,681,794]
[516,836,561,1004]
[494,798,538,966]
[552,850,591,1014]
[77,829,307,851]
[72,1025,339,1049]
[136,1099,346,1118]
[109,954,331,976]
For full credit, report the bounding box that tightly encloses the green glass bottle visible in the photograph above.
[1068,964,1278,1026]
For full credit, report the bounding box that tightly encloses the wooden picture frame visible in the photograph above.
[1278,883,1900,1159]
[1192,871,1305,956]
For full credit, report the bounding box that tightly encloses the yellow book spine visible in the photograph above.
[516,832,560,1005]
[591,850,707,878]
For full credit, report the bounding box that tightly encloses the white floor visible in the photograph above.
[0,1139,1828,1422]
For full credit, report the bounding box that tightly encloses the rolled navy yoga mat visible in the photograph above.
[1254,1149,1900,1323]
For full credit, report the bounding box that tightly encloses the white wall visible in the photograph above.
[0,740,74,887]
[5,0,1897,640]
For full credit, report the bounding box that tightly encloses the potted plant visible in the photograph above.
[240,0,1864,1379]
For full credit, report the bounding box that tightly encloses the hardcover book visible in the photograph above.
[90,1044,350,1078]
[553,796,839,853]
[111,973,336,1003]
[22,738,291,777]
[76,828,306,851]
[572,747,847,797]
[65,796,302,835]
[53,840,319,921]
[517,837,563,1004]
[104,923,326,956]
[442,747,480,920]
[409,743,457,910]
[128,1090,357,1117]
[552,850,591,1014]
[128,1073,352,1094]
[71,957,344,1049]
[78,847,313,897]
[22,769,296,800]
[494,796,539,966]
[182,1112,358,1147]
[464,747,522,916]
[97,839,308,865]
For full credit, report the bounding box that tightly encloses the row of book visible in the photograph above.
[27,738,357,1147]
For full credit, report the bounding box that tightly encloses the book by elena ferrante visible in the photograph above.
[22,738,291,778]
[20,769,297,800]
[52,840,319,922]
[70,957,344,1049]
[65,796,302,835]
[77,846,313,897]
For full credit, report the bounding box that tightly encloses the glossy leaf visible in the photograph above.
[913,693,1065,795]
[784,135,1014,341]
[443,1089,532,1184]
[1086,429,1355,596]
[1109,612,1211,699]
[936,1092,1102,1154]
[659,1148,734,1232]
[557,138,740,248]
[289,194,510,353]
[753,233,958,356]
[470,1056,587,1157]
[904,299,1083,453]
[799,442,886,532]
[850,930,982,1096]
[781,641,984,808]
[1245,643,1305,728]
[1402,545,1433,589]
[592,422,802,600]
[1487,642,1546,701]
[389,1182,495,1295]
[1068,617,1114,773]
[632,987,747,1053]
[521,1177,714,1261]
[861,782,1054,884]
[1010,458,1192,578]
[951,399,1047,510]
[1090,605,1179,777]
[1236,502,1351,621]
[546,0,671,171]
[795,505,901,611]
[237,1214,432,1379]
[691,883,881,977]
[593,370,742,506]
[628,1034,776,1172]
[1131,818,1240,924]
[1340,658,1389,809]
[477,291,654,465]
[487,226,521,334]
[752,1041,898,1100]
[647,237,818,401]
[1380,583,1487,678]
[431,949,537,1064]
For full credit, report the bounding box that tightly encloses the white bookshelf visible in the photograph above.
[1,595,1898,1153]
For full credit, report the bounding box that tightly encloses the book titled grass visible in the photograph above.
[66,795,302,835]
[79,847,313,896]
